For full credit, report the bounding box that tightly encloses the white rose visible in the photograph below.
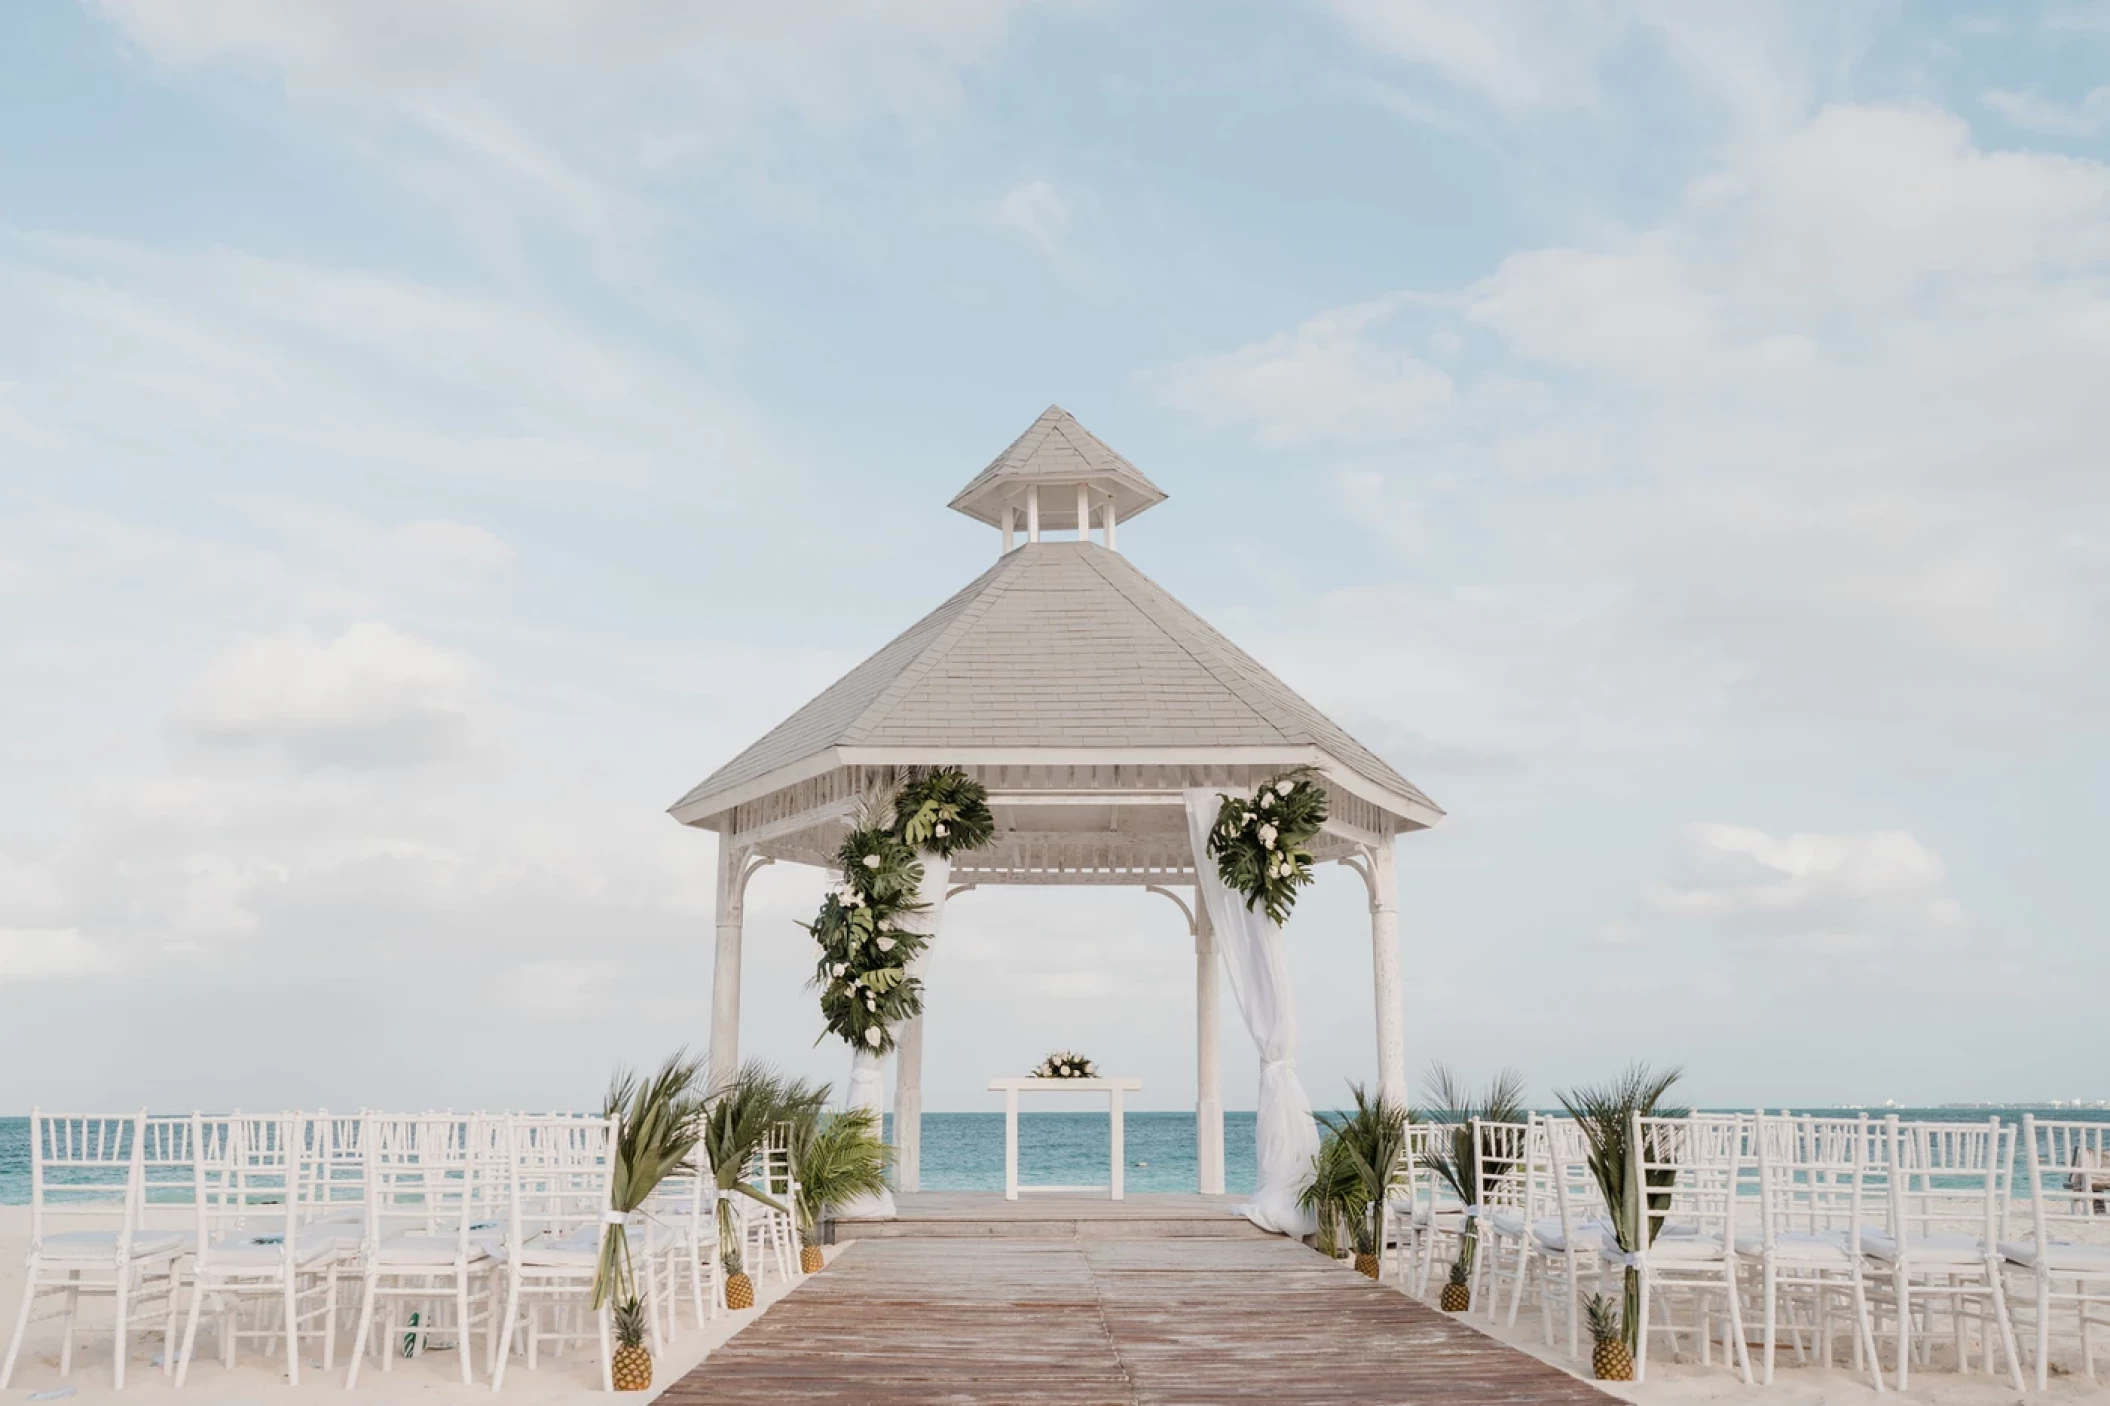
[1257,823,1278,849]
[863,1027,881,1046]
[934,822,948,837]
[831,963,846,977]
[876,936,896,951]
[865,997,877,1010]
[862,853,882,869]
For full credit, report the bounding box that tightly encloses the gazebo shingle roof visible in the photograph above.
[671,541,1438,822]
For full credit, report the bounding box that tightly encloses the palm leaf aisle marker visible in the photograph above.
[1556,1062,1685,1355]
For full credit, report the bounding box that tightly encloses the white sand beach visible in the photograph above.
[1396,1268,2110,1406]
[0,1206,811,1402]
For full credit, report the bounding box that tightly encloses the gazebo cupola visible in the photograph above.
[948,404,1168,553]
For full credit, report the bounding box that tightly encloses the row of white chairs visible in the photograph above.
[1,1108,807,1393]
[1381,1112,2109,1391]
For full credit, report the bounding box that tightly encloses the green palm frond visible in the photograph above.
[786,1107,893,1240]
[1300,1083,1412,1258]
[1554,1062,1684,1352]
[593,1048,708,1309]
[695,1062,828,1262]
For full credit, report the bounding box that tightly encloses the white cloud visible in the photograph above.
[170,622,481,767]
[1152,102,2110,757]
[396,519,515,574]
[1982,86,2110,138]
[1639,823,1966,957]
[0,928,117,981]
[1140,298,1456,444]
[995,180,1072,266]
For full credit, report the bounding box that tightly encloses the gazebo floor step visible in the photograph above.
[837,1216,1276,1240]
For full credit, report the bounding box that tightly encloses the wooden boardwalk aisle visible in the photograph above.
[659,1237,1616,1405]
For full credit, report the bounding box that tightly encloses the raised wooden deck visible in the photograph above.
[660,1238,1616,1405]
[834,1190,1274,1240]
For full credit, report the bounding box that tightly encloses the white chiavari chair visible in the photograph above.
[489,1113,626,1393]
[1620,1112,1753,1384]
[739,1126,799,1285]
[641,1165,720,1333]
[172,1113,339,1386]
[1,1109,184,1392]
[2004,1115,2110,1389]
[1471,1118,1531,1319]
[344,1113,496,1388]
[1743,1112,1883,1388]
[1391,1122,1465,1296]
[1518,1115,1609,1357]
[1862,1115,2022,1390]
[135,1112,200,1375]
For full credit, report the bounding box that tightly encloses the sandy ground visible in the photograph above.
[1385,1259,2110,1406]
[0,1206,810,1402]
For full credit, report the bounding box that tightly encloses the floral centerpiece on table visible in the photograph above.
[1205,767,1328,925]
[1029,1051,1098,1079]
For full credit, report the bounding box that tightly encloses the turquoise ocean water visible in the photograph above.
[3,1109,2102,1204]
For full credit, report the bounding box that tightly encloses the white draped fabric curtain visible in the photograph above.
[1182,789,1319,1237]
[834,851,950,1220]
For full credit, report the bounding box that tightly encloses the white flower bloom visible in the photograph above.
[865,997,877,1011]
[876,936,896,951]
[1257,823,1278,848]
[934,822,949,837]
[831,962,846,977]
[862,853,882,869]
[863,1027,881,1046]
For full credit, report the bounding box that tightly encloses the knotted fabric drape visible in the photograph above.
[1183,789,1319,1237]
[835,851,950,1220]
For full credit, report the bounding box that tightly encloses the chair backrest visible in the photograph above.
[361,1113,481,1254]
[136,1112,199,1238]
[194,1113,302,1261]
[1882,1115,2009,1247]
[296,1111,367,1225]
[1540,1115,1604,1237]
[29,1108,146,1254]
[1472,1119,1531,1218]
[1754,1112,1873,1251]
[2017,1115,2110,1246]
[1631,1112,1744,1250]
[501,1114,617,1250]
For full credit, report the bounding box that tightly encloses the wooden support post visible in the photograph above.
[1002,504,1015,554]
[1077,482,1090,542]
[1368,833,1406,1108]
[1104,499,1118,551]
[1026,485,1040,542]
[709,841,752,1083]
[1195,896,1224,1195]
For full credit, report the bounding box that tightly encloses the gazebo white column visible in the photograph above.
[708,841,770,1082]
[1195,896,1224,1195]
[1365,834,1407,1107]
[891,855,951,1194]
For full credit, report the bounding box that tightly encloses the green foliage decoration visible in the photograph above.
[1204,767,1328,926]
[784,1106,894,1244]
[1299,1083,1413,1259]
[1556,1063,1685,1354]
[594,1049,709,1310]
[1415,1063,1527,1285]
[803,770,993,1053]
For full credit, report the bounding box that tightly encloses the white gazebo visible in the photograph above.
[669,405,1442,1201]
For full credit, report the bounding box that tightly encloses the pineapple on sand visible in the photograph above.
[611,1297,653,1392]
[1586,1293,1634,1381]
[723,1249,755,1311]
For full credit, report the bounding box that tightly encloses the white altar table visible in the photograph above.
[987,1076,1144,1200]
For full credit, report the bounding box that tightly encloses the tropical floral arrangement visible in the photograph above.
[1204,767,1328,925]
[804,768,993,1053]
[1029,1051,1098,1079]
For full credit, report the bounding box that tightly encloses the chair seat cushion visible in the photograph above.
[1859,1231,1985,1264]
[1533,1219,1608,1254]
[205,1237,337,1270]
[1736,1231,1857,1266]
[371,1235,489,1267]
[39,1230,185,1261]
[1487,1209,1527,1238]
[1623,1234,1728,1263]
[1999,1239,2110,1272]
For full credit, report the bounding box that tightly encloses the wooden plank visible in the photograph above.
[658,1237,1617,1405]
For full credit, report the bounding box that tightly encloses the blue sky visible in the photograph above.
[3,1,2108,1116]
